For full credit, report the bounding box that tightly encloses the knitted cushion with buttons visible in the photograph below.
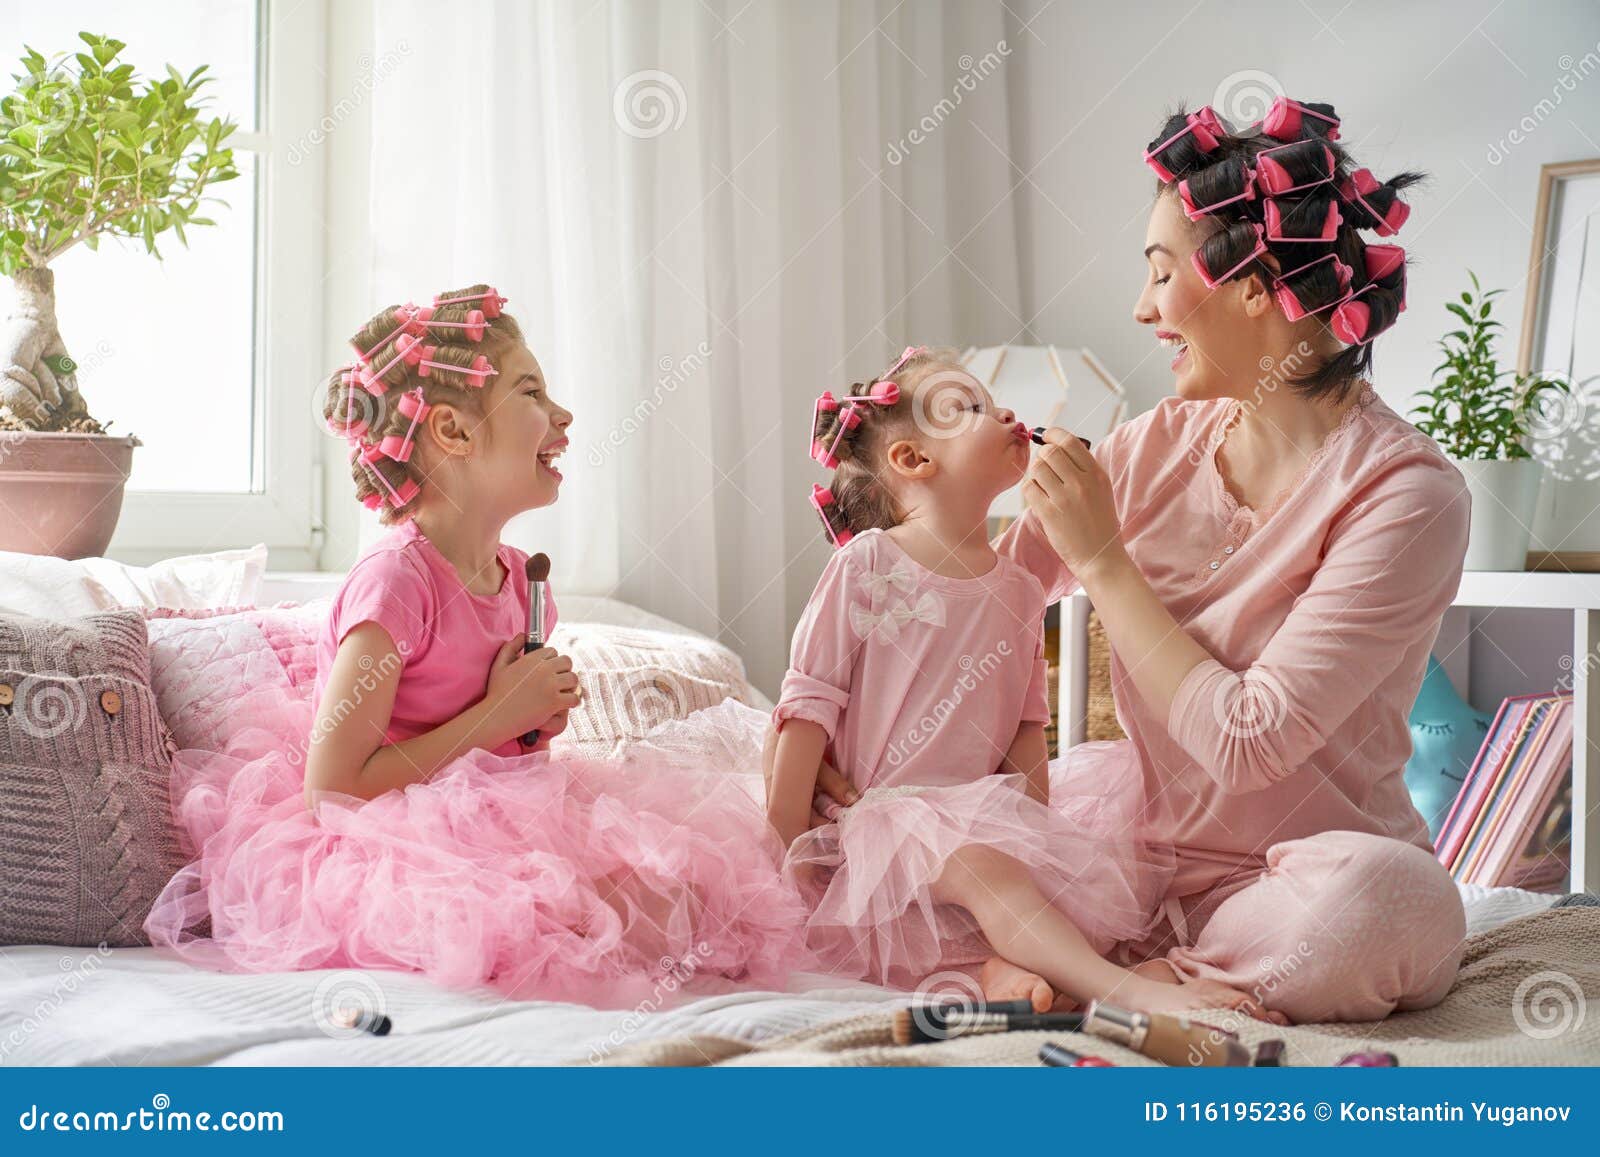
[0,610,182,947]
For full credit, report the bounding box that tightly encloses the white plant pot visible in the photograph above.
[1450,457,1544,571]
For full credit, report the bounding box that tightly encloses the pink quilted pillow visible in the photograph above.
[144,602,326,751]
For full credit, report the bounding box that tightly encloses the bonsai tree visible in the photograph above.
[0,32,237,432]
[1411,271,1569,459]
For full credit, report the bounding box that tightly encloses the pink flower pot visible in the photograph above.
[0,431,139,559]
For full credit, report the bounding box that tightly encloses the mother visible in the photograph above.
[992,97,1469,1024]
[827,97,1469,1024]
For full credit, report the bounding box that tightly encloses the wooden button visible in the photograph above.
[99,690,122,716]
[0,683,12,708]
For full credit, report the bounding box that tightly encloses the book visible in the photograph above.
[1456,698,1555,878]
[1450,699,1547,878]
[1436,694,1542,871]
[1435,691,1574,886]
[1482,701,1573,885]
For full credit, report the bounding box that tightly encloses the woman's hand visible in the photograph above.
[1021,428,1127,581]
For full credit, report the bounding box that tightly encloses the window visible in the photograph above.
[1,0,325,565]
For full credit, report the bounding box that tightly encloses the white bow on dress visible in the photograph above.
[848,590,946,644]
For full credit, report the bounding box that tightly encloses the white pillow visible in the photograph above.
[0,544,268,618]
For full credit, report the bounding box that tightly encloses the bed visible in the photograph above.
[0,563,1592,1067]
[0,885,1574,1066]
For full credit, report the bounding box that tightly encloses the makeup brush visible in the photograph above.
[891,1006,1085,1046]
[521,552,551,747]
[905,998,1037,1039]
[1080,1001,1251,1067]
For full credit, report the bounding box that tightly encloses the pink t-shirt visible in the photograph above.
[774,528,1052,790]
[315,520,558,758]
[995,382,1471,894]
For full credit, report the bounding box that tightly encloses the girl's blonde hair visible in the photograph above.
[810,346,965,541]
[324,285,524,524]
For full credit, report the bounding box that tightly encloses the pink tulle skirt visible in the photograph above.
[787,740,1174,990]
[144,700,812,1009]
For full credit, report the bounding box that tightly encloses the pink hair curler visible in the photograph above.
[1339,169,1410,236]
[405,341,494,384]
[1257,97,1340,142]
[1330,284,1379,345]
[1264,197,1341,244]
[379,387,432,463]
[1272,254,1353,322]
[1362,243,1408,313]
[881,344,926,380]
[1253,141,1335,196]
[356,441,422,509]
[365,331,427,386]
[413,351,497,386]
[1363,243,1406,282]
[810,390,841,458]
[389,303,431,337]
[410,305,488,342]
[1191,222,1268,290]
[863,379,900,405]
[433,287,507,319]
[812,402,865,470]
[1177,167,1258,220]
[809,483,853,549]
[351,309,425,366]
[1143,107,1225,181]
[341,366,387,400]
[811,377,902,469]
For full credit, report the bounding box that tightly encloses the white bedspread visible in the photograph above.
[0,885,1560,1066]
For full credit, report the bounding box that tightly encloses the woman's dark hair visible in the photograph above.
[1146,100,1422,400]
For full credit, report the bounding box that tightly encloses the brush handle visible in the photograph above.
[521,580,545,747]
[520,634,542,747]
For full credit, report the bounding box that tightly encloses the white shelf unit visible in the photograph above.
[1057,570,1600,894]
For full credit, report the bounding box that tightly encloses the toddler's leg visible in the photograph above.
[933,846,1267,1017]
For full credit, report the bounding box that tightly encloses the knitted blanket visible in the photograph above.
[588,906,1600,1066]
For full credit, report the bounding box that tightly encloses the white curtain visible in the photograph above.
[362,0,1027,692]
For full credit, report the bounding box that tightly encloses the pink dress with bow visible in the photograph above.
[775,528,1171,989]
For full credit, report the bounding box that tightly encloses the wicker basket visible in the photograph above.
[1044,664,1059,757]
[1086,609,1126,742]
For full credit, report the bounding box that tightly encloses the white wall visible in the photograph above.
[307,0,1598,706]
[993,0,1600,711]
[1000,0,1600,549]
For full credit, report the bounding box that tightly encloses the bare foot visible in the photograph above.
[978,955,1056,1013]
[1122,961,1289,1025]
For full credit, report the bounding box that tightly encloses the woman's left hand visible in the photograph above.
[1021,427,1127,579]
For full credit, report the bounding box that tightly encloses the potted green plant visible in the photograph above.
[0,33,236,558]
[1411,271,1570,572]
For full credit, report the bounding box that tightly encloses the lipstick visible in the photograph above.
[1027,425,1092,450]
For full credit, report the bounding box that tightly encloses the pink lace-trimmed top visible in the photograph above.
[995,382,1472,895]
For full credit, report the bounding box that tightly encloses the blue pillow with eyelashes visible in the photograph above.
[1405,655,1493,840]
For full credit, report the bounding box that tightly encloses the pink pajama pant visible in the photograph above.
[1114,830,1467,1023]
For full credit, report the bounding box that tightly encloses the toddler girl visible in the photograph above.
[769,346,1258,1015]
[145,287,807,1008]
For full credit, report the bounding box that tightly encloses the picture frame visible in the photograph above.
[1517,157,1600,553]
